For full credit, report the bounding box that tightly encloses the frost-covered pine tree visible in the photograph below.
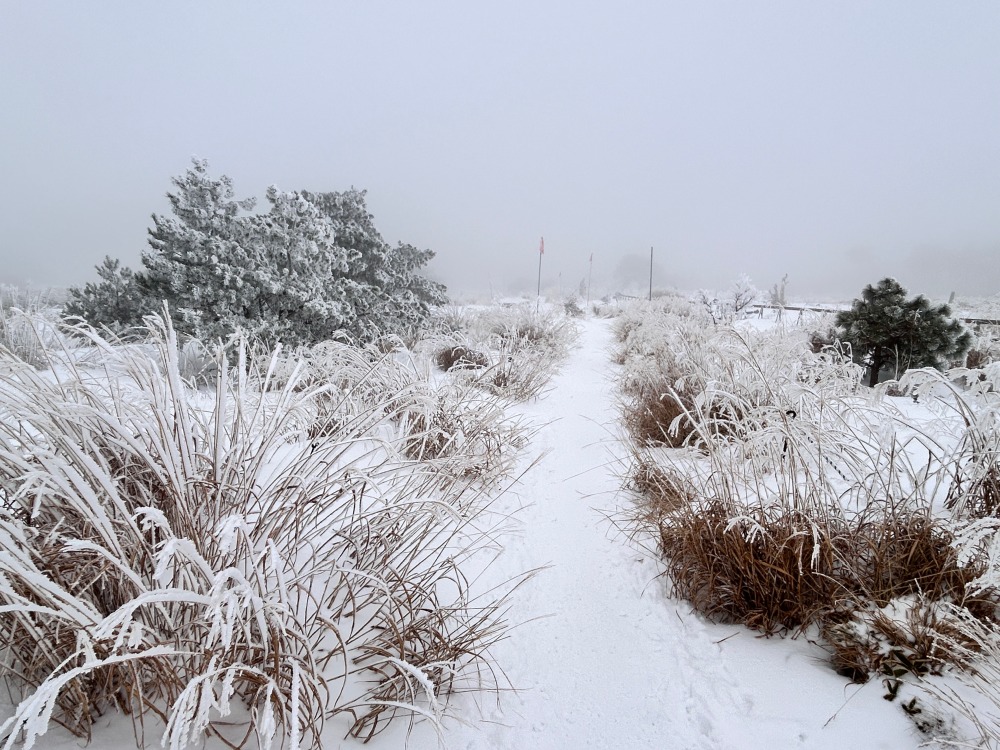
[299,189,447,341]
[67,160,446,346]
[64,256,150,332]
[249,186,360,344]
[836,277,972,386]
[139,159,261,342]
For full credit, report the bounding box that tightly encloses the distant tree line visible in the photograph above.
[65,160,447,346]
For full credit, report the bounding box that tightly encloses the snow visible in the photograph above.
[2,316,938,749]
[336,317,924,750]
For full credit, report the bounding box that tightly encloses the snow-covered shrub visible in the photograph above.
[690,276,758,326]
[727,273,758,318]
[619,311,1000,680]
[965,329,1000,369]
[423,304,578,402]
[563,297,584,318]
[822,596,977,689]
[432,339,489,372]
[692,289,729,326]
[0,314,524,748]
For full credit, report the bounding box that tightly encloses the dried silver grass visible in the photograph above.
[0,312,526,749]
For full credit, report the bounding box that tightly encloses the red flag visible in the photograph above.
[539,237,544,255]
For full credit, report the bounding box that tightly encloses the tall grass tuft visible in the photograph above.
[0,306,66,371]
[617,303,1000,696]
[419,304,577,402]
[0,313,526,749]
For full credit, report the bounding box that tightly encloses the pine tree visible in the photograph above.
[298,189,447,340]
[66,160,447,347]
[139,159,262,342]
[836,277,972,386]
[64,256,150,332]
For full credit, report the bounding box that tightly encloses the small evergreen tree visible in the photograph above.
[836,277,972,387]
[64,256,151,332]
[139,159,266,341]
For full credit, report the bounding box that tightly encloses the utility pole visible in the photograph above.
[536,236,544,312]
[648,246,653,301]
[587,253,593,305]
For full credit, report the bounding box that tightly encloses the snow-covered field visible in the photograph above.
[3,303,1000,749]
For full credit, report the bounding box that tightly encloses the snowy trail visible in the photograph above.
[386,317,921,750]
[392,318,750,749]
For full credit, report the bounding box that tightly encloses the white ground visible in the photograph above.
[6,317,932,749]
[365,317,923,750]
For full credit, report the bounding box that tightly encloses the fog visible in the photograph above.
[2,1,999,301]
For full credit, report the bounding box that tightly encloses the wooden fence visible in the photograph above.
[749,304,1000,327]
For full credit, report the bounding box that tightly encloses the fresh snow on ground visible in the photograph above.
[6,316,932,749]
[360,317,922,750]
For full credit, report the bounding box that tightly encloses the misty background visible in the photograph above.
[2,1,998,302]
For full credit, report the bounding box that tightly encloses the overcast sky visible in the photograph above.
[2,1,999,301]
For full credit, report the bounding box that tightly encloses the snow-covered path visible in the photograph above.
[384,318,746,749]
[392,317,922,750]
[456,319,746,748]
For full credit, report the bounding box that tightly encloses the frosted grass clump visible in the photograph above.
[0,314,526,749]
[0,307,71,371]
[419,303,579,402]
[618,307,866,453]
[619,309,1000,683]
[395,381,531,486]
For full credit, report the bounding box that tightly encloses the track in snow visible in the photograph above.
[388,318,749,750]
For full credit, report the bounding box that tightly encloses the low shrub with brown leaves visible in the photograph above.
[822,596,979,688]
[435,343,489,372]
